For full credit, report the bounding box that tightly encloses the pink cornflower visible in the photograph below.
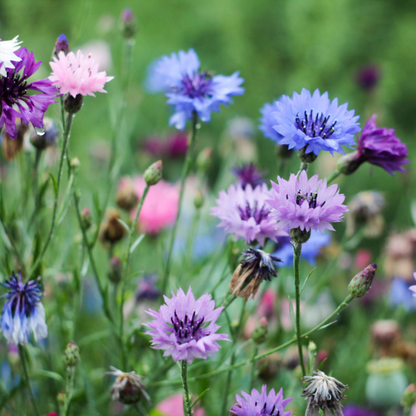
[129,176,179,234]
[157,394,205,416]
[49,50,113,97]
[266,171,348,233]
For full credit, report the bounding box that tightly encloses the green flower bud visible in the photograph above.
[81,208,92,230]
[120,8,138,40]
[64,93,83,114]
[144,160,162,186]
[70,157,80,170]
[57,390,67,407]
[193,190,204,209]
[298,147,318,164]
[401,384,416,408]
[290,227,311,244]
[252,317,268,344]
[348,263,377,298]
[336,151,363,175]
[108,256,123,285]
[196,147,213,173]
[63,341,80,367]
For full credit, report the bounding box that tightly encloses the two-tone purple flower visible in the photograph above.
[0,47,58,140]
[211,183,288,246]
[144,287,229,364]
[266,171,348,233]
[0,272,47,345]
[260,89,360,156]
[230,385,293,416]
[146,49,244,129]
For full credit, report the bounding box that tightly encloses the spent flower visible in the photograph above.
[144,287,229,363]
[0,272,47,345]
[147,48,244,129]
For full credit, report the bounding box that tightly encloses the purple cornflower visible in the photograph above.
[259,101,283,142]
[211,183,288,246]
[0,47,58,140]
[266,171,348,233]
[232,164,265,190]
[0,272,47,345]
[230,385,293,416]
[270,88,360,156]
[144,287,229,364]
[339,115,408,175]
[343,405,381,416]
[135,275,160,302]
[356,65,380,92]
[146,49,244,129]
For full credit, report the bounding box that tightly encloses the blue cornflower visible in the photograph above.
[146,49,244,130]
[270,89,360,156]
[274,231,331,267]
[259,101,283,142]
[0,272,47,345]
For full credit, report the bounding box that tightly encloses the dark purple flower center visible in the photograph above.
[294,190,320,209]
[170,310,205,344]
[254,402,280,416]
[0,72,29,109]
[2,274,42,318]
[233,164,264,189]
[295,109,337,139]
[180,72,213,99]
[238,202,271,224]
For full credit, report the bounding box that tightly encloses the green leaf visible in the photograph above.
[32,369,64,383]
[318,321,337,330]
[301,267,316,294]
[130,234,145,254]
[191,388,210,409]
[79,329,112,348]
[287,295,296,333]
[50,173,58,198]
[117,218,131,233]
[318,357,327,370]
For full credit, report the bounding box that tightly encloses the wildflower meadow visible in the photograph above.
[0,1,416,415]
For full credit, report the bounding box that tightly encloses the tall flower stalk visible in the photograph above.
[18,345,40,416]
[181,361,193,416]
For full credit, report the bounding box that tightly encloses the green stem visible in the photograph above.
[30,113,74,278]
[221,293,237,310]
[180,361,192,416]
[186,207,201,265]
[119,184,149,368]
[18,345,40,416]
[293,241,306,376]
[300,162,309,172]
[162,112,198,294]
[63,367,75,416]
[327,170,341,184]
[151,295,354,387]
[250,345,259,390]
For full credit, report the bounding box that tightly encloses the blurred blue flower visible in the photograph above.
[389,278,416,311]
[145,49,244,130]
[274,231,331,267]
[270,88,360,156]
[232,163,265,190]
[259,101,283,142]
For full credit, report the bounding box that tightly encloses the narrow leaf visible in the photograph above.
[301,267,316,293]
[32,369,64,383]
[117,218,131,233]
[318,357,327,370]
[287,295,296,334]
[191,388,210,409]
[318,320,337,330]
[50,173,58,198]
[130,234,145,254]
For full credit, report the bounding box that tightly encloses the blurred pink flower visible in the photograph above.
[157,393,205,416]
[80,40,112,71]
[355,249,372,270]
[130,176,179,234]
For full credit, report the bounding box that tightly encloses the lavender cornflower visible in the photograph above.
[259,101,283,142]
[0,47,58,140]
[337,115,408,175]
[144,287,229,364]
[230,385,293,416]
[211,184,288,246]
[0,272,47,345]
[232,164,265,190]
[266,171,348,237]
[270,88,360,157]
[146,49,244,129]
[135,275,160,302]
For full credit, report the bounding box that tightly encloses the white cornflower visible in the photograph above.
[302,371,348,416]
[0,36,22,77]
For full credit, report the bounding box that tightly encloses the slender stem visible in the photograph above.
[250,345,259,390]
[162,112,198,294]
[221,293,237,310]
[300,162,309,172]
[180,361,192,416]
[293,241,306,376]
[18,344,40,416]
[118,184,149,368]
[30,113,74,278]
[32,149,42,200]
[186,207,201,264]
[327,170,341,184]
[151,295,354,387]
[63,367,75,416]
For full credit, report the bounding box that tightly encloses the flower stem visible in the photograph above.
[30,112,74,278]
[300,162,309,172]
[119,184,149,368]
[63,367,75,416]
[18,344,40,416]
[327,170,341,184]
[162,112,198,294]
[180,361,193,416]
[293,241,306,376]
[250,345,259,390]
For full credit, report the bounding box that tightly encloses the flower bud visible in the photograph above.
[120,8,138,39]
[30,118,59,150]
[64,93,83,114]
[116,178,139,211]
[252,317,268,344]
[290,227,311,244]
[81,208,92,230]
[144,160,162,186]
[298,147,318,164]
[99,209,127,245]
[108,256,123,285]
[57,390,66,407]
[196,147,213,173]
[70,157,80,170]
[401,384,416,408]
[63,341,80,367]
[348,263,377,298]
[54,34,70,57]
[336,151,362,175]
[366,358,407,408]
[193,190,204,209]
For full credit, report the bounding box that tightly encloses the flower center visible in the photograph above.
[180,72,213,99]
[238,202,271,225]
[0,73,29,107]
[295,190,319,209]
[171,310,205,344]
[295,110,337,139]
[7,280,42,318]
[254,402,280,416]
